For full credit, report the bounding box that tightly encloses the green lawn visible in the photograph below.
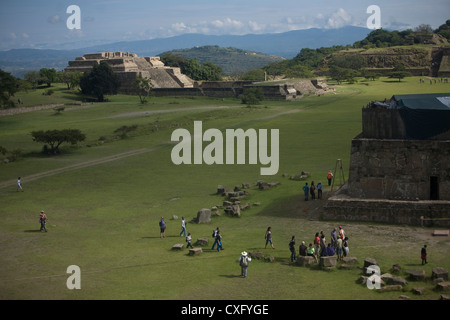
[0,77,449,300]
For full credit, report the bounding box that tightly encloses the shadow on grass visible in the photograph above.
[219,274,242,278]
[24,230,41,233]
[256,192,329,220]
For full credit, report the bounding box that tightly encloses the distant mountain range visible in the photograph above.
[0,26,371,78]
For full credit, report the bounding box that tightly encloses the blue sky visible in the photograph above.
[0,0,449,50]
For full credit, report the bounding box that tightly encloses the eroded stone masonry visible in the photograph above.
[325,93,450,227]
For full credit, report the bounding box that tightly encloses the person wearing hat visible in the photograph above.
[179,216,187,237]
[39,210,48,232]
[238,251,252,278]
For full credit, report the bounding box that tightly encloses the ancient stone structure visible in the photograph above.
[65,51,194,91]
[325,93,450,227]
[65,52,333,100]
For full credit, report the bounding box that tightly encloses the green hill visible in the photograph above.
[160,45,285,75]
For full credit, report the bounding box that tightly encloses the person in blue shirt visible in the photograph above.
[302,183,309,201]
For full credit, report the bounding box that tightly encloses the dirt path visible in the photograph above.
[0,148,154,190]
[96,105,243,120]
[0,104,65,117]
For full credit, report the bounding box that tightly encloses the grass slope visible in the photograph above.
[0,78,449,300]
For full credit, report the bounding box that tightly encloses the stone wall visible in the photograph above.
[324,197,450,227]
[347,138,450,201]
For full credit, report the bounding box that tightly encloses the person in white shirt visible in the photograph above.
[179,216,187,237]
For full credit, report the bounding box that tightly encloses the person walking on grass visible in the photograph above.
[211,227,220,250]
[39,210,48,232]
[159,216,166,238]
[421,244,428,265]
[216,230,223,252]
[265,227,274,249]
[238,251,252,278]
[179,216,187,237]
[17,177,23,192]
[186,232,193,249]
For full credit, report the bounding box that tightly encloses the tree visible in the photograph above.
[240,87,265,105]
[0,69,18,109]
[24,71,41,90]
[39,68,57,87]
[329,66,360,84]
[182,58,222,81]
[160,52,187,69]
[414,24,433,34]
[133,75,153,104]
[80,61,119,102]
[31,129,86,154]
[58,71,82,90]
[388,64,411,82]
[202,62,222,81]
[285,65,314,79]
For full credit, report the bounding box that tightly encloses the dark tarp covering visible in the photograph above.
[390,93,450,140]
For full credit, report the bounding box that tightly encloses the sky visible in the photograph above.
[0,0,449,51]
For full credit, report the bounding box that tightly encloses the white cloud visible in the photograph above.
[48,15,61,24]
[326,8,353,29]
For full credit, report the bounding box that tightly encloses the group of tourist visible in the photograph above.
[159,216,224,252]
[301,170,334,201]
[287,226,349,263]
[302,181,323,201]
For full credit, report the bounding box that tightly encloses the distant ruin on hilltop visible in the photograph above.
[65,51,194,91]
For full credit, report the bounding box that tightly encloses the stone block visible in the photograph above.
[189,248,202,255]
[380,285,403,292]
[390,276,408,286]
[196,208,211,224]
[436,281,450,291]
[342,257,358,264]
[296,256,314,266]
[406,269,426,281]
[195,238,209,246]
[433,230,449,236]
[320,256,337,268]
[432,267,448,280]
[412,287,425,295]
[363,257,378,273]
[172,243,184,250]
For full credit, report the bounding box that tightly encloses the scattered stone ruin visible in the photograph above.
[325,93,450,227]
